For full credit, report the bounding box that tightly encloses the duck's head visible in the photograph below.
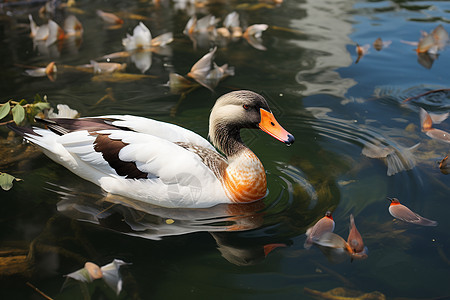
[209,90,294,155]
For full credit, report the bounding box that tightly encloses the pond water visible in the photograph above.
[1,0,450,299]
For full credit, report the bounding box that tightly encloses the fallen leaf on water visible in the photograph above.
[304,287,386,300]
[0,172,22,191]
[91,73,157,83]
[439,155,449,174]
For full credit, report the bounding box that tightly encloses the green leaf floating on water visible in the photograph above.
[0,102,10,120]
[0,172,22,191]
[11,104,25,125]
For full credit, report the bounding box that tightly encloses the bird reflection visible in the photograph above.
[51,184,285,265]
[211,232,287,266]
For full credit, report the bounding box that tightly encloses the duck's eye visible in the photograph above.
[243,104,250,110]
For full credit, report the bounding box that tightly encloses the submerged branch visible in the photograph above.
[402,88,450,103]
[26,282,53,300]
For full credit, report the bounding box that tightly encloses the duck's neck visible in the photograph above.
[210,122,246,158]
[210,123,267,203]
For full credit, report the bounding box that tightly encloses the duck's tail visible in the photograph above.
[7,122,41,138]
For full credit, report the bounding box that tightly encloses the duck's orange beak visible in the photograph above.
[258,108,295,145]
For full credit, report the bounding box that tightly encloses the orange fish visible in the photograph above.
[24,61,57,81]
[315,231,368,261]
[96,10,124,25]
[387,197,437,226]
[347,214,365,254]
[304,211,335,249]
[416,34,437,54]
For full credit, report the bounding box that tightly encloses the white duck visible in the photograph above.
[9,91,294,208]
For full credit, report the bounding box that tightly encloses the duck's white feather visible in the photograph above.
[25,124,230,208]
[105,115,215,150]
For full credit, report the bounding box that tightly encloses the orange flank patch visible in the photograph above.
[223,150,267,203]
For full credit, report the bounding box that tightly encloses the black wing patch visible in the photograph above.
[35,117,131,136]
[94,133,148,179]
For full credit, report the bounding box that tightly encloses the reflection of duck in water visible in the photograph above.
[56,188,266,240]
[9,91,294,208]
[56,189,286,265]
[211,232,287,266]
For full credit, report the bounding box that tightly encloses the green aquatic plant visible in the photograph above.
[0,94,50,191]
[0,94,50,126]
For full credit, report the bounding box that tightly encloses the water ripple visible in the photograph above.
[302,107,420,176]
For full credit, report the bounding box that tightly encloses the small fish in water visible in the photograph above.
[91,72,157,83]
[347,214,364,253]
[387,197,437,226]
[373,37,392,51]
[416,33,438,54]
[314,232,368,261]
[116,11,150,21]
[304,211,335,249]
[403,24,449,54]
[347,214,368,261]
[88,60,127,74]
[304,287,385,300]
[439,155,449,175]
[355,44,370,63]
[97,10,124,25]
[24,61,57,81]
[419,108,450,144]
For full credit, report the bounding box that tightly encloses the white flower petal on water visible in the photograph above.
[47,104,79,118]
[122,22,152,51]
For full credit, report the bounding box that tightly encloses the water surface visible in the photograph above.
[1,0,449,299]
